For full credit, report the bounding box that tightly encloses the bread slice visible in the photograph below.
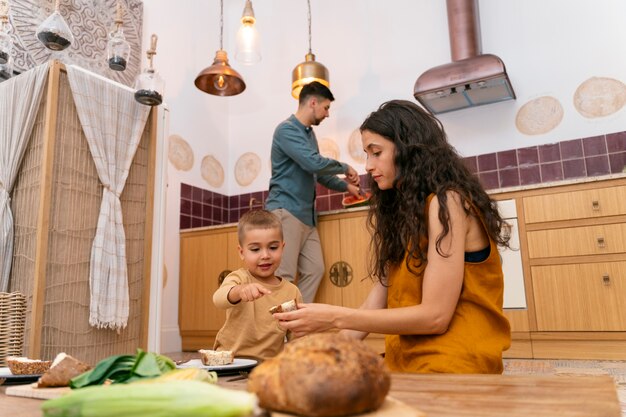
[269,298,298,314]
[6,356,52,375]
[37,352,91,387]
[198,349,234,366]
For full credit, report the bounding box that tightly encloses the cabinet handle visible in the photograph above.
[602,274,611,286]
[218,269,232,285]
[596,236,606,248]
[591,200,600,211]
[329,261,353,288]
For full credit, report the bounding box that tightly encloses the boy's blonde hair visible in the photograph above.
[237,209,283,244]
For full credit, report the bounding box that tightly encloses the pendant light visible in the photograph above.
[0,0,13,81]
[36,0,74,51]
[291,0,329,99]
[195,0,246,97]
[134,34,164,106]
[235,0,261,65]
[107,1,131,71]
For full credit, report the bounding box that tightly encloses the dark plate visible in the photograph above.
[0,368,42,385]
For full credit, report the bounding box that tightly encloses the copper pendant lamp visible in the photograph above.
[195,0,246,96]
[291,0,329,99]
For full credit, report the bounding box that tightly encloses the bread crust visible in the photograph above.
[248,333,390,417]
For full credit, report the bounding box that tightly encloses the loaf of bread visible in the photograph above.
[37,352,91,387]
[6,356,52,375]
[198,349,234,366]
[247,333,390,417]
[268,298,298,314]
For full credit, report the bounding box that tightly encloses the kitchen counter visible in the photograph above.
[1,373,621,417]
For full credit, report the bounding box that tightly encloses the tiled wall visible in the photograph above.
[180,131,625,229]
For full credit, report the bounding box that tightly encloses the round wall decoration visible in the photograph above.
[234,152,261,187]
[348,128,366,164]
[318,137,340,160]
[573,76,626,118]
[167,134,194,171]
[515,96,564,136]
[200,155,225,188]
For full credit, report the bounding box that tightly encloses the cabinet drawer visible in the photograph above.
[527,223,626,258]
[523,185,626,223]
[532,262,626,331]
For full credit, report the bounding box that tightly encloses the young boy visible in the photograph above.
[212,209,303,360]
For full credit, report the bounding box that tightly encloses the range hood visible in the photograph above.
[414,0,515,114]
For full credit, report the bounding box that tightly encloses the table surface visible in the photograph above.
[1,373,621,417]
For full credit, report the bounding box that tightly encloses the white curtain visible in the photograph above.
[66,65,150,331]
[0,63,49,292]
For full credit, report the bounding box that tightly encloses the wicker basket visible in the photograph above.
[0,292,27,366]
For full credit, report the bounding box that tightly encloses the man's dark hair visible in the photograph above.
[299,81,334,105]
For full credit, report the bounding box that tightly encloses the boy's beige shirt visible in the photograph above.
[212,268,303,360]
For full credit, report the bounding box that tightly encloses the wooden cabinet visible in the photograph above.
[179,226,241,350]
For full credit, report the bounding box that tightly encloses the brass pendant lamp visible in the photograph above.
[291,0,329,99]
[195,0,246,96]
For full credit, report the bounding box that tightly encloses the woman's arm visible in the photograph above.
[276,191,468,336]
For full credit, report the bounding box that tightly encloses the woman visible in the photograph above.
[274,100,512,373]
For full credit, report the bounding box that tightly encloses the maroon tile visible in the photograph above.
[229,195,239,210]
[477,153,497,172]
[540,162,564,182]
[562,158,586,179]
[229,209,238,224]
[221,208,229,223]
[262,190,269,201]
[329,194,344,210]
[202,204,211,219]
[191,217,202,228]
[499,167,520,188]
[609,152,626,173]
[517,146,539,166]
[214,193,224,208]
[585,155,610,176]
[239,193,251,210]
[180,214,191,229]
[478,171,499,190]
[315,195,330,212]
[462,156,478,174]
[497,150,518,169]
[316,183,330,196]
[180,198,191,215]
[560,139,583,160]
[192,201,202,217]
[538,143,561,163]
[180,183,192,199]
[606,131,626,153]
[519,165,541,186]
[202,189,212,204]
[192,186,203,202]
[582,135,607,157]
[252,191,264,205]
[202,218,211,227]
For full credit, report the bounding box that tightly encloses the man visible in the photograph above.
[265,82,361,303]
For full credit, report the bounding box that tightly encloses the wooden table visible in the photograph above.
[1,373,621,417]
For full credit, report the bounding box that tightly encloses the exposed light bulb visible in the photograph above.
[214,75,227,91]
[235,0,260,65]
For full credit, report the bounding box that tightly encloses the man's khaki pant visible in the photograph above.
[271,209,324,303]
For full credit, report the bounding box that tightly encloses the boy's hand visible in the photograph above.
[228,283,272,303]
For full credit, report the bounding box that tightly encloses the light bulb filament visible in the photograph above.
[215,75,227,90]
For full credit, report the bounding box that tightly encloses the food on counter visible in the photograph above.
[42,380,257,417]
[70,349,175,388]
[342,191,371,208]
[248,333,390,417]
[268,298,298,314]
[198,349,234,366]
[38,352,92,388]
[6,356,52,375]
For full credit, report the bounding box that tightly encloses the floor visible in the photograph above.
[503,359,626,417]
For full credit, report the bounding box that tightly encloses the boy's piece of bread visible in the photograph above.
[269,298,298,314]
[6,356,52,375]
[37,352,92,387]
[198,349,234,366]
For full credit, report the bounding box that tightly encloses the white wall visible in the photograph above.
[142,0,626,352]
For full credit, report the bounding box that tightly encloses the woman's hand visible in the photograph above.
[228,283,271,303]
[273,303,343,338]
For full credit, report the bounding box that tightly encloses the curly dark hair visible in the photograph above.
[359,100,510,282]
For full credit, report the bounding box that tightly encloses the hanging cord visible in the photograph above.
[219,0,224,51]
[0,0,9,23]
[307,0,312,53]
[114,0,123,27]
[146,33,157,69]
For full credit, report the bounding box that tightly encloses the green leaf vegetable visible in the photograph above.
[41,380,257,417]
[70,349,175,388]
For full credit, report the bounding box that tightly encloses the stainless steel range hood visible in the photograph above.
[414,0,515,114]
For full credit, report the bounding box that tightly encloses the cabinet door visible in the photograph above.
[523,185,626,223]
[527,223,626,258]
[532,261,626,331]
[179,233,228,333]
[316,219,343,306]
[340,216,374,309]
